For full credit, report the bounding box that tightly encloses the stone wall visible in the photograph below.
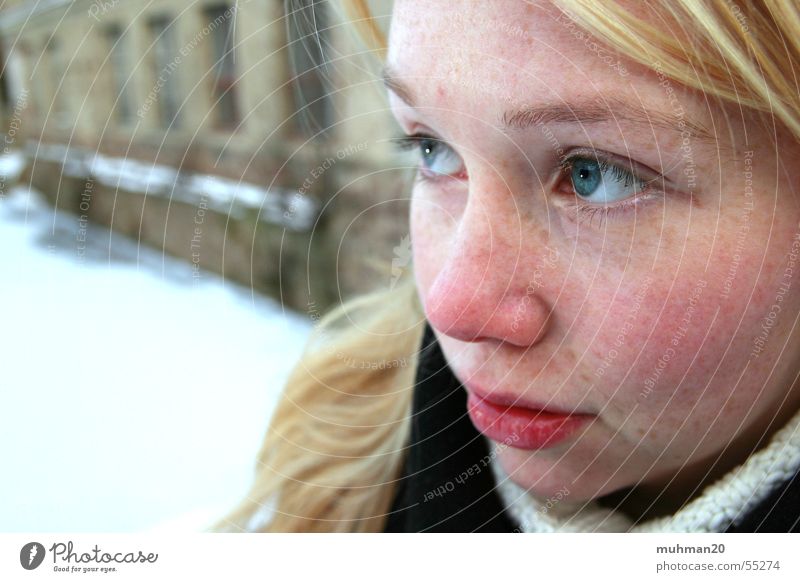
[21,144,412,314]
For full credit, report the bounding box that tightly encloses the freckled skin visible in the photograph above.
[387,1,800,513]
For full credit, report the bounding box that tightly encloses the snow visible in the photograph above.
[0,149,26,183]
[28,141,319,230]
[0,181,313,532]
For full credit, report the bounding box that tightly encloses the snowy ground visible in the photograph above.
[0,180,313,532]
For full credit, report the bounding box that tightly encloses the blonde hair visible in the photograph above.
[560,0,800,138]
[215,0,800,532]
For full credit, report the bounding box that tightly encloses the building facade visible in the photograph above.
[0,0,411,312]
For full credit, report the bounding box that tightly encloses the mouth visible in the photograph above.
[465,388,595,450]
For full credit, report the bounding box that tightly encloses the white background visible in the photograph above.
[0,179,312,532]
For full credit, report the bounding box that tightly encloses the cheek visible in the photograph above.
[409,188,461,300]
[410,198,436,300]
[586,242,797,441]
[586,275,713,406]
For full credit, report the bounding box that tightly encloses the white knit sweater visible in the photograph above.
[492,407,800,532]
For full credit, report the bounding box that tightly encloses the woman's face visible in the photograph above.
[387,1,800,504]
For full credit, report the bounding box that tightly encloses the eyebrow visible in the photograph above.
[381,65,714,143]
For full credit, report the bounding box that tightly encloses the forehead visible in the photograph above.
[390,1,570,71]
[387,1,686,120]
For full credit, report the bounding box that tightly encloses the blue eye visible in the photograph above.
[568,157,645,203]
[393,133,465,177]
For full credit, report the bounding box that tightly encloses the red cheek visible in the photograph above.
[587,276,716,402]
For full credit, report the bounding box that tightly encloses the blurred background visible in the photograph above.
[0,0,411,531]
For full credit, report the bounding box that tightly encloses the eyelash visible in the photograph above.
[391,132,464,182]
[391,133,663,228]
[555,151,661,227]
[391,132,432,151]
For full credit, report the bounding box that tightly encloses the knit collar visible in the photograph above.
[493,402,800,532]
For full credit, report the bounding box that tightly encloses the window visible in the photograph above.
[105,24,133,124]
[147,15,180,129]
[21,41,46,120]
[204,4,239,128]
[287,0,332,136]
[44,35,68,125]
[0,43,9,111]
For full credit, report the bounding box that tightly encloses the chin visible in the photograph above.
[494,445,625,503]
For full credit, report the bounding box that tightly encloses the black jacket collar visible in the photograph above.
[383,323,519,532]
[384,324,800,532]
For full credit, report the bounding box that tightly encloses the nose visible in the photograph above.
[424,195,553,347]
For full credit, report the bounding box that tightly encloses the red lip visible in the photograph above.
[466,390,594,450]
